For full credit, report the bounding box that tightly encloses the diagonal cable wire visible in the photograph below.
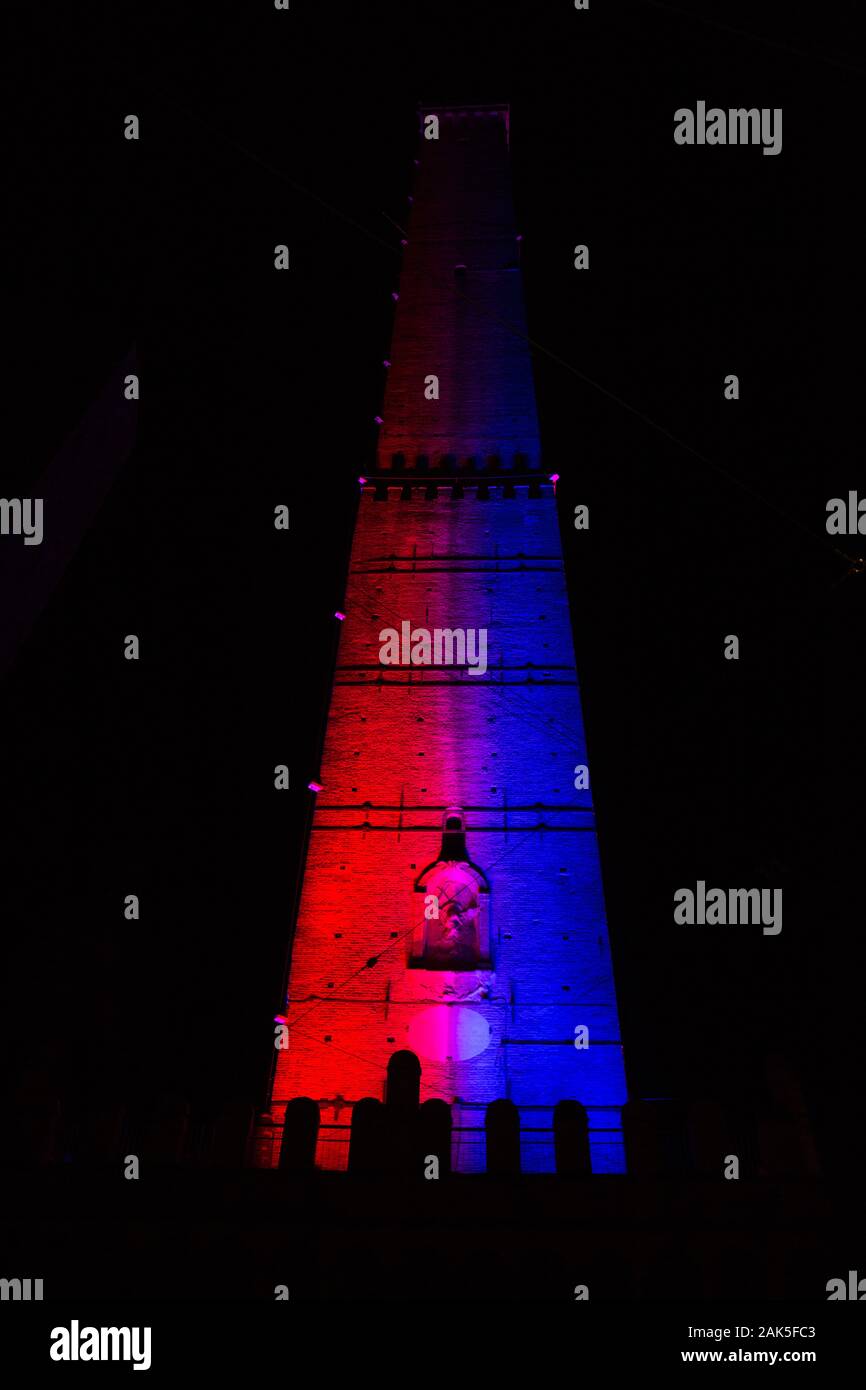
[638,0,863,75]
[281,827,539,1033]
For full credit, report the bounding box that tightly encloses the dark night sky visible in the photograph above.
[3,2,863,1176]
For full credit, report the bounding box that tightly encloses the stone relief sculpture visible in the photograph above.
[422,861,482,966]
[411,807,491,969]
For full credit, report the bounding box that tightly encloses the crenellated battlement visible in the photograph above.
[362,478,554,499]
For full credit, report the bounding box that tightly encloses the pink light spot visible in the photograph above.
[408,1006,491,1062]
[308,781,323,793]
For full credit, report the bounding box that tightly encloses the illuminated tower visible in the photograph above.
[266,103,628,1172]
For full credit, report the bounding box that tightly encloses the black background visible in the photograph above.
[4,0,864,1189]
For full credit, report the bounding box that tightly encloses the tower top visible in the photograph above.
[375,100,538,474]
[415,103,510,146]
[416,101,508,111]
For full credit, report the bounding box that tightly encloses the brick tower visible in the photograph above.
[265,103,628,1172]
